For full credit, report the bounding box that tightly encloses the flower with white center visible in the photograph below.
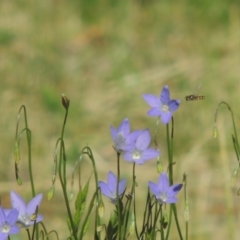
[143,85,180,124]
[110,118,142,152]
[10,191,43,228]
[0,206,19,240]
[99,171,126,204]
[123,129,160,165]
[148,172,182,204]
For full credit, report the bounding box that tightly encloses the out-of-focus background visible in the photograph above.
[0,0,240,239]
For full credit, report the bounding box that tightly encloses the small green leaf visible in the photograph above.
[73,177,91,227]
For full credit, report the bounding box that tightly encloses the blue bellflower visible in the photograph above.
[10,191,43,228]
[110,118,142,152]
[148,172,182,204]
[143,85,180,124]
[123,129,160,165]
[0,207,20,240]
[99,171,127,204]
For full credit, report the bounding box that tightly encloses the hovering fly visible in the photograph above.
[185,83,205,101]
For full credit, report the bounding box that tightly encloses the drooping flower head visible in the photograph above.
[148,172,182,204]
[143,85,180,124]
[10,191,43,228]
[0,207,20,240]
[110,118,142,152]
[123,129,160,165]
[99,171,127,204]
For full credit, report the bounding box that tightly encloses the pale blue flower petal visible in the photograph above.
[158,172,169,191]
[142,149,160,161]
[110,126,117,140]
[118,179,127,195]
[123,152,134,162]
[143,94,161,107]
[7,209,19,226]
[9,225,20,234]
[160,86,170,104]
[107,171,117,193]
[125,130,142,150]
[0,232,7,240]
[0,207,6,225]
[148,181,159,196]
[166,196,178,203]
[168,100,180,112]
[161,112,172,124]
[27,193,43,216]
[10,191,27,213]
[168,184,183,198]
[99,181,112,198]
[135,130,151,150]
[118,118,130,135]
[147,108,162,117]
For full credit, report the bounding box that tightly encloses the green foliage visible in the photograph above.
[74,177,90,229]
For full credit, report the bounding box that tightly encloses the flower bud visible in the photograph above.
[97,225,104,232]
[98,201,104,218]
[61,94,70,110]
[48,185,55,200]
[129,213,135,235]
[157,159,162,173]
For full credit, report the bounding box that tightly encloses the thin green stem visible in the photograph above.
[172,204,183,240]
[57,106,77,240]
[215,101,240,156]
[116,151,122,240]
[17,106,36,196]
[132,163,140,239]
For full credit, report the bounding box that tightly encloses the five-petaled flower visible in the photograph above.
[10,191,43,228]
[110,118,142,152]
[143,85,180,124]
[0,206,20,240]
[99,171,127,204]
[123,129,160,165]
[148,172,182,204]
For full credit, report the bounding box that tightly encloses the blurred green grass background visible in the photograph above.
[0,0,240,239]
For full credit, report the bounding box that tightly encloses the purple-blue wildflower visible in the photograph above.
[148,172,182,204]
[123,129,160,165]
[0,207,20,240]
[10,191,43,228]
[99,171,127,204]
[110,118,142,152]
[143,85,180,124]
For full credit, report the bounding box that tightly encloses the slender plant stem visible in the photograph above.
[116,151,122,240]
[132,163,140,239]
[57,107,77,240]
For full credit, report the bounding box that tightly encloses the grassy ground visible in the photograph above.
[0,0,240,239]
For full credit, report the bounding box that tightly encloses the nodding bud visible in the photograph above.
[212,124,218,138]
[61,94,70,110]
[48,185,55,200]
[231,167,239,188]
[97,225,104,233]
[157,159,162,173]
[129,213,135,235]
[162,209,168,229]
[98,202,104,218]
